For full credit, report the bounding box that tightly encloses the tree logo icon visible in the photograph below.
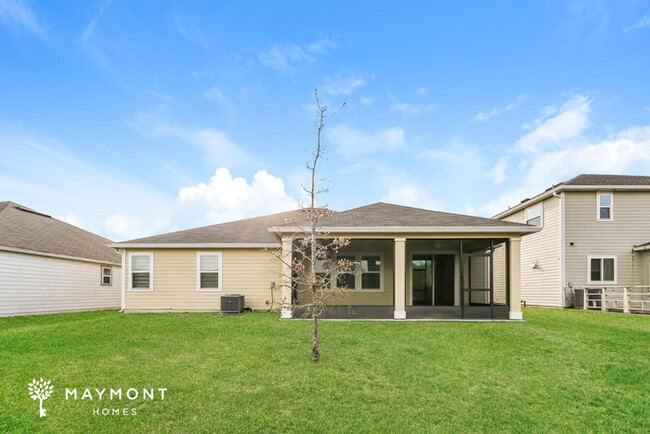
[28,378,53,417]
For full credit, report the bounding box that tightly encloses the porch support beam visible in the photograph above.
[394,238,406,319]
[509,237,523,320]
[280,237,293,319]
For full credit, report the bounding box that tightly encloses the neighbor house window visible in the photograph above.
[130,253,153,291]
[525,204,543,228]
[597,193,613,221]
[588,256,617,284]
[101,266,112,286]
[336,253,383,292]
[197,252,222,291]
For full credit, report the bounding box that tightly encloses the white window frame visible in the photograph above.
[335,252,384,293]
[587,255,617,284]
[101,265,112,286]
[196,252,222,292]
[129,252,153,291]
[596,192,613,221]
[525,203,543,228]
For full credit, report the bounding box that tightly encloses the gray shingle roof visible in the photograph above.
[0,201,120,264]
[299,202,531,229]
[563,174,650,186]
[121,209,305,244]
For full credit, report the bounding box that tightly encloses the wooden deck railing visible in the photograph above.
[576,286,650,314]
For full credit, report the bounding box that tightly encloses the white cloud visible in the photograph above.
[515,95,591,153]
[321,73,367,95]
[478,95,650,216]
[624,14,650,32]
[0,0,45,37]
[491,157,508,184]
[59,213,83,228]
[416,88,430,97]
[129,113,252,167]
[474,94,528,122]
[258,38,338,73]
[103,214,142,239]
[0,124,173,240]
[331,124,407,158]
[390,103,436,115]
[202,85,225,102]
[381,184,440,211]
[360,97,375,106]
[177,167,299,225]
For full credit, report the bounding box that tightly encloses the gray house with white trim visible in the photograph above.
[494,175,650,307]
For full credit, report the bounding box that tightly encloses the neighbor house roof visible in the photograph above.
[269,202,537,234]
[494,174,650,219]
[112,209,306,248]
[0,201,121,264]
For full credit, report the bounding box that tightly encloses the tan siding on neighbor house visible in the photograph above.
[564,191,650,290]
[501,196,562,306]
[123,248,281,313]
[0,250,121,317]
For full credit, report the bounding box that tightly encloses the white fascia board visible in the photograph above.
[109,242,281,249]
[494,184,650,220]
[632,244,650,252]
[268,226,540,234]
[0,245,121,266]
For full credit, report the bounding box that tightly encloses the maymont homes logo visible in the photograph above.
[28,378,53,417]
[27,378,167,417]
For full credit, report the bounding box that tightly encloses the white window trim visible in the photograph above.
[336,252,384,293]
[525,203,543,228]
[587,255,617,284]
[596,192,613,221]
[196,252,223,292]
[128,252,154,291]
[101,265,112,286]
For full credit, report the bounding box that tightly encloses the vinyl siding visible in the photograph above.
[564,191,650,290]
[0,250,121,317]
[500,196,562,306]
[123,248,281,313]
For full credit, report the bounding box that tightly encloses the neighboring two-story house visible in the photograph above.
[494,174,650,307]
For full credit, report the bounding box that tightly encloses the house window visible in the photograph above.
[588,256,617,284]
[597,193,613,221]
[361,255,381,290]
[336,255,357,290]
[525,204,542,228]
[197,253,222,291]
[336,253,383,292]
[101,266,112,286]
[130,253,153,291]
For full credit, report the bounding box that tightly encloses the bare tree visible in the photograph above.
[273,89,351,362]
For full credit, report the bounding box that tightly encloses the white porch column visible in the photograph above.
[281,237,293,319]
[509,237,522,320]
[394,238,406,319]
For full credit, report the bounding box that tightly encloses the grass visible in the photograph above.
[1,308,649,433]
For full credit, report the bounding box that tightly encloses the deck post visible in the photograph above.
[280,237,293,319]
[583,288,587,310]
[508,238,522,320]
[601,288,606,312]
[623,287,630,314]
[394,238,406,319]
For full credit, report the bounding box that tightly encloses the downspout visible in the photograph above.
[553,190,566,307]
[119,249,126,312]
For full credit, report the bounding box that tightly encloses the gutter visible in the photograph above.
[118,249,125,313]
[109,242,280,249]
[554,190,566,306]
[0,245,120,266]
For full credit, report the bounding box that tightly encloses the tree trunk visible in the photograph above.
[312,315,320,362]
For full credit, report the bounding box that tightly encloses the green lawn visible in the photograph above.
[1,308,648,433]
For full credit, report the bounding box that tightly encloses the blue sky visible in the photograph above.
[1,1,650,240]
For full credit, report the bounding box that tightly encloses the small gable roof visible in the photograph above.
[0,201,120,264]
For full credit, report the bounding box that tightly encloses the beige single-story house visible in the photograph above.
[112,203,538,320]
[0,201,122,317]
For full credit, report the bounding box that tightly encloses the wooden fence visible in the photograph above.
[576,286,650,314]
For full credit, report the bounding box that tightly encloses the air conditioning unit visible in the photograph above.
[220,294,245,314]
